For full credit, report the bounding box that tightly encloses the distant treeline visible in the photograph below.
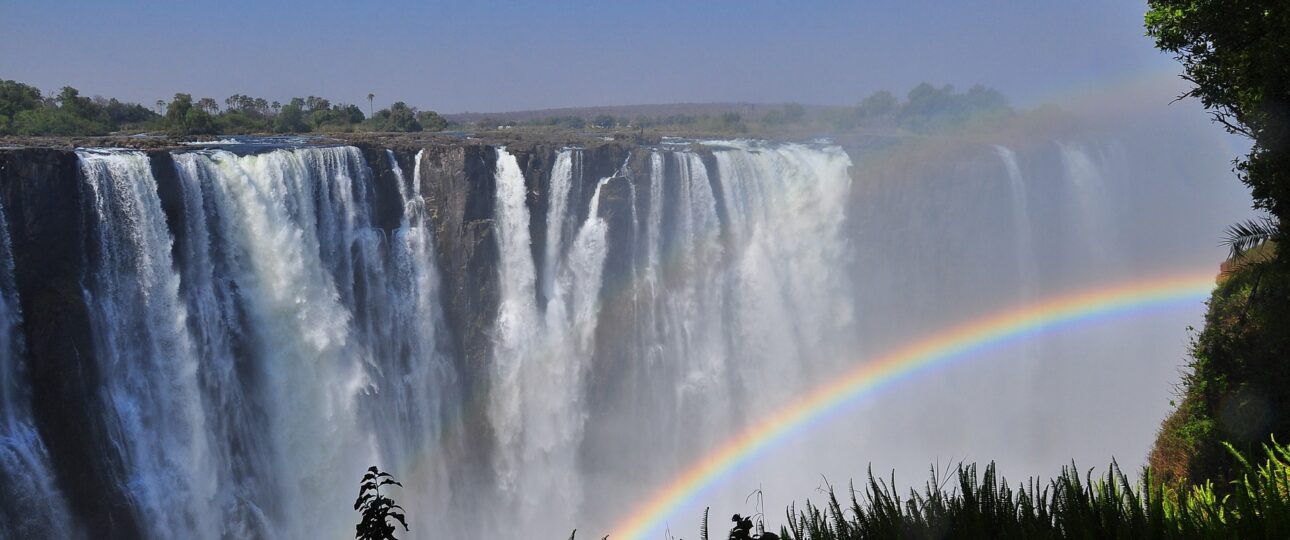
[474,83,1013,136]
[1,78,1012,137]
[0,79,449,136]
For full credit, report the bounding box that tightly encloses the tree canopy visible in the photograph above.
[0,77,455,137]
[1146,0,1290,229]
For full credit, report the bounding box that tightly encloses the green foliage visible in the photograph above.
[541,115,586,129]
[165,93,218,135]
[215,110,271,134]
[1224,217,1279,260]
[224,94,270,116]
[761,441,1290,539]
[10,107,108,136]
[367,102,421,132]
[858,91,899,120]
[1165,261,1290,482]
[415,110,448,132]
[0,81,134,136]
[274,102,309,133]
[354,466,408,540]
[101,97,157,127]
[0,79,42,119]
[1146,0,1290,235]
[592,114,618,129]
[1145,0,1290,490]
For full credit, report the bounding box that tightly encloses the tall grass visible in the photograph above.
[756,441,1290,539]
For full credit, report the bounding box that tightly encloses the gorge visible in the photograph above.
[0,109,1250,538]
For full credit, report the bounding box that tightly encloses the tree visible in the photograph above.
[368,93,375,117]
[857,90,898,119]
[305,96,330,112]
[592,114,616,129]
[1146,1,1290,230]
[416,110,448,131]
[354,466,408,540]
[274,101,309,133]
[165,93,216,135]
[0,80,42,119]
[164,93,194,132]
[368,102,421,132]
[197,97,219,114]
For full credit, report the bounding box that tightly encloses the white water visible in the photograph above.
[1059,142,1118,270]
[994,145,1038,298]
[79,150,218,539]
[171,147,453,539]
[489,148,611,533]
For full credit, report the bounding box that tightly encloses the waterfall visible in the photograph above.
[0,195,75,539]
[709,142,853,409]
[171,148,385,539]
[1058,142,1117,269]
[993,145,1038,299]
[543,150,576,304]
[489,147,610,533]
[375,149,456,528]
[488,147,542,495]
[7,134,1228,539]
[78,150,218,539]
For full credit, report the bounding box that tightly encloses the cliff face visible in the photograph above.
[0,140,641,536]
[0,149,137,537]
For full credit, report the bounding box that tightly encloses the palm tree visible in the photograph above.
[1220,216,1280,276]
[368,93,375,117]
[197,97,219,114]
[1223,216,1280,259]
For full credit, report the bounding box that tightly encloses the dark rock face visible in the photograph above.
[416,143,499,390]
[0,149,140,538]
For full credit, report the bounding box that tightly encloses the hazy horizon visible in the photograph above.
[2,1,1177,114]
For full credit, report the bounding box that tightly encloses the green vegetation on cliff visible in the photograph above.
[1144,0,1290,487]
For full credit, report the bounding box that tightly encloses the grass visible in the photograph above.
[687,441,1290,539]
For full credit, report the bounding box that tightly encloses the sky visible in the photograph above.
[0,1,1179,114]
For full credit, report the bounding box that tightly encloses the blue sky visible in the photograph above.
[0,1,1177,113]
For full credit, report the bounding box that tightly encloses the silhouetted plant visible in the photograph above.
[1223,217,1280,268]
[762,440,1290,539]
[354,466,408,540]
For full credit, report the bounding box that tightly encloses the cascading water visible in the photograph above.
[489,147,611,533]
[1058,142,1118,270]
[994,145,1038,298]
[79,150,218,539]
[0,126,1247,539]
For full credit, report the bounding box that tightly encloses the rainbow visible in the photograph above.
[610,272,1216,539]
